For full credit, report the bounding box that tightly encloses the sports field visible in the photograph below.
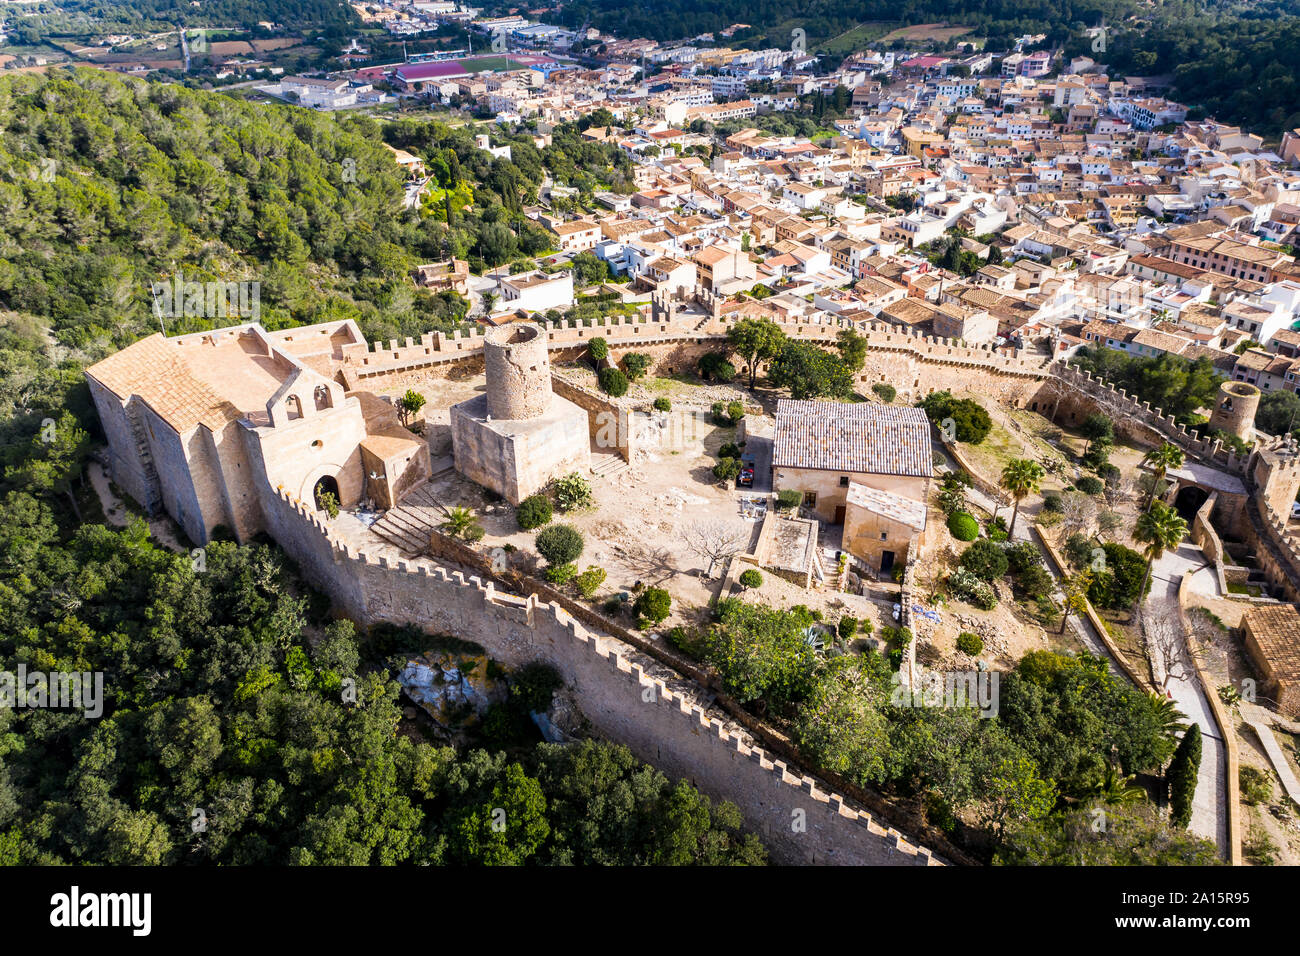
[458,54,550,73]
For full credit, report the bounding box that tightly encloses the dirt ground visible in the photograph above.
[356,373,1065,656]
[370,367,767,628]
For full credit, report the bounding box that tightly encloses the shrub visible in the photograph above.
[837,615,858,640]
[1087,542,1149,609]
[512,662,563,714]
[726,400,745,423]
[516,493,553,530]
[1013,563,1054,600]
[1064,533,1094,569]
[545,562,578,585]
[653,396,671,412]
[711,401,734,426]
[777,489,802,511]
[598,366,628,396]
[574,565,607,598]
[1042,493,1063,513]
[919,391,993,444]
[956,632,984,656]
[1005,542,1041,575]
[859,618,874,635]
[883,625,913,649]
[872,382,896,403]
[937,484,968,517]
[666,626,702,655]
[1240,765,1274,806]
[588,337,608,362]
[713,457,741,481]
[635,587,672,624]
[463,523,485,543]
[948,568,998,610]
[947,511,979,541]
[739,568,763,589]
[1082,440,1112,471]
[718,441,742,460]
[960,539,1009,581]
[553,472,593,512]
[318,490,340,519]
[536,523,584,566]
[623,351,652,380]
[1076,475,1104,496]
[699,352,736,382]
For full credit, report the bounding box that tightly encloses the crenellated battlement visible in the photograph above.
[265,485,939,865]
[1051,363,1256,472]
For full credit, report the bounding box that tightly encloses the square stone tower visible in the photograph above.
[450,323,591,504]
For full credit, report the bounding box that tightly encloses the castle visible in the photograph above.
[84,301,1300,863]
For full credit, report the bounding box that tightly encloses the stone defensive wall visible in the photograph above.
[335,311,1055,390]
[261,484,940,866]
[1247,497,1300,603]
[1049,364,1256,472]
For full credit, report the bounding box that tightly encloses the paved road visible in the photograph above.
[1148,544,1228,854]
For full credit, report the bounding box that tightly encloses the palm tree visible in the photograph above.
[1134,501,1188,604]
[1089,761,1148,805]
[1148,692,1189,739]
[441,506,476,539]
[1000,458,1045,537]
[1141,442,1185,510]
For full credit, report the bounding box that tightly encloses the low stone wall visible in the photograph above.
[263,487,941,866]
[550,373,633,462]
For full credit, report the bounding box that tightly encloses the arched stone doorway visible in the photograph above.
[1173,484,1209,523]
[313,474,340,512]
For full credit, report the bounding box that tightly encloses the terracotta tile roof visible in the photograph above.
[773,400,933,477]
[1245,604,1300,682]
[85,333,241,434]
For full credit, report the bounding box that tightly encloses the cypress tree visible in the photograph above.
[1167,724,1202,829]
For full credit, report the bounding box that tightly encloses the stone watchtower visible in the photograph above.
[485,323,551,420]
[1208,381,1261,440]
[450,322,591,504]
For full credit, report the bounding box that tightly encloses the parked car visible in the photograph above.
[737,454,756,488]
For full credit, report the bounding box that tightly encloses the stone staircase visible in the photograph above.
[369,482,447,556]
[591,453,629,480]
[127,405,163,514]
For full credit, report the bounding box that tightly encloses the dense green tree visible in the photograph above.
[767,342,854,400]
[726,318,786,389]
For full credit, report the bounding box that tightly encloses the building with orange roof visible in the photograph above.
[85,320,430,544]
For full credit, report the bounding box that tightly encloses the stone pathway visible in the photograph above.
[87,460,187,553]
[1149,544,1229,854]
